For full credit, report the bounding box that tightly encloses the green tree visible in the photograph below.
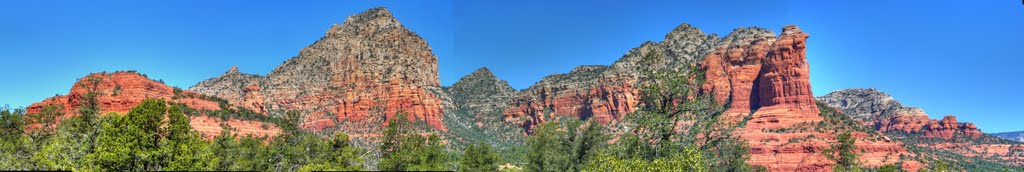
[582,147,706,172]
[378,112,449,171]
[0,106,33,170]
[524,122,573,172]
[460,143,499,172]
[878,164,902,172]
[33,78,104,170]
[160,104,218,170]
[524,118,606,172]
[86,98,167,171]
[826,132,860,172]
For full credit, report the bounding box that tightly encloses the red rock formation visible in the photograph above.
[27,72,218,117]
[705,25,912,171]
[873,108,932,133]
[241,82,267,114]
[189,115,281,139]
[749,25,821,128]
[26,71,281,139]
[921,116,983,139]
[700,27,777,122]
[502,67,641,133]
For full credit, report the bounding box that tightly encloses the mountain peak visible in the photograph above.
[227,66,239,74]
[781,24,804,35]
[327,7,401,35]
[469,67,495,78]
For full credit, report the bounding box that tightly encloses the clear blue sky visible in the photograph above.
[2,1,1022,132]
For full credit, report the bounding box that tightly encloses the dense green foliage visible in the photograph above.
[459,143,499,172]
[377,112,451,171]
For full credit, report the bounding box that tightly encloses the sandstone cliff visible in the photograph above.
[189,7,448,134]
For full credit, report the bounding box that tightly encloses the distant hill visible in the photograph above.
[993,131,1024,142]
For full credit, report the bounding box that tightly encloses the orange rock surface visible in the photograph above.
[750,25,821,128]
[189,115,281,139]
[27,72,217,117]
[700,27,777,121]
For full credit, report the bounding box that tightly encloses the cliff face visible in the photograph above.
[503,24,719,132]
[750,25,821,124]
[26,71,281,139]
[189,7,447,133]
[700,27,776,121]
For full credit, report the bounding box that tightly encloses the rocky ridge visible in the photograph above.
[818,88,984,139]
[818,88,1024,166]
[503,24,718,133]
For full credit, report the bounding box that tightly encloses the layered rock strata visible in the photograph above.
[189,7,448,133]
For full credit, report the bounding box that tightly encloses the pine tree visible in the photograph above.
[460,143,498,172]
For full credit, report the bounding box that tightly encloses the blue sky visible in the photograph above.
[1,1,1022,132]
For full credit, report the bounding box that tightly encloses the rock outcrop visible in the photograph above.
[189,7,448,133]
[746,25,821,129]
